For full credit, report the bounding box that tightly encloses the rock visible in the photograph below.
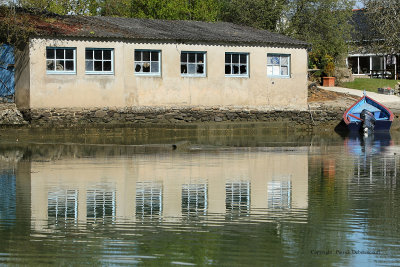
[0,104,28,125]
[214,116,223,122]
[335,67,354,83]
[94,110,107,118]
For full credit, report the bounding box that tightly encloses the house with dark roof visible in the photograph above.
[11,11,308,110]
[347,9,399,79]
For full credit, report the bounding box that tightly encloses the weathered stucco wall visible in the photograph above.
[14,46,30,109]
[25,37,307,110]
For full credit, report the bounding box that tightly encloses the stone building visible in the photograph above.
[13,13,308,111]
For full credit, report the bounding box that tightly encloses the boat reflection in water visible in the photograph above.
[15,146,310,231]
[344,132,393,156]
[344,132,397,183]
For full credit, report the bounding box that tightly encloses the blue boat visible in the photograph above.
[343,91,394,133]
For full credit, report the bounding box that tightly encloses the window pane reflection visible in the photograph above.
[48,189,78,224]
[87,189,116,222]
[182,183,207,216]
[136,181,162,219]
[268,180,291,209]
[226,181,250,217]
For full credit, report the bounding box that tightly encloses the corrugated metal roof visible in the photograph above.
[37,15,308,48]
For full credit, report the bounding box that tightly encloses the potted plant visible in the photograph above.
[322,61,335,87]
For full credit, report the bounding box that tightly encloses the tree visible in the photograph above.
[363,0,400,54]
[93,0,132,17]
[285,0,355,69]
[17,0,94,15]
[16,0,221,21]
[129,0,189,20]
[0,4,34,49]
[220,0,288,31]
[129,0,220,21]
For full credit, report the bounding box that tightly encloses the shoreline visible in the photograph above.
[0,104,345,130]
[2,86,400,131]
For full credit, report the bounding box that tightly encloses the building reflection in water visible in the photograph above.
[87,187,116,223]
[182,182,207,216]
[268,178,292,209]
[0,170,16,227]
[21,148,309,230]
[47,189,78,224]
[344,133,397,186]
[136,181,162,219]
[225,181,250,217]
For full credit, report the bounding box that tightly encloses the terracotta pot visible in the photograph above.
[322,77,335,87]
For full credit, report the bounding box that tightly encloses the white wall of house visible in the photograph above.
[17,37,308,110]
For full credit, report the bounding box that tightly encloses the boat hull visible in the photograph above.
[346,120,392,132]
[343,94,394,133]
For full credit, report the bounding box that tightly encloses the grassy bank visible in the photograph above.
[342,78,398,92]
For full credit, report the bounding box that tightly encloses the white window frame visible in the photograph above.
[181,51,207,77]
[85,48,114,75]
[267,53,290,78]
[46,47,76,75]
[134,50,161,76]
[225,52,249,77]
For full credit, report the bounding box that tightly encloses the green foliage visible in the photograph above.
[129,0,220,21]
[286,0,354,68]
[17,0,221,21]
[94,0,132,17]
[189,0,221,21]
[220,0,288,31]
[18,0,96,15]
[324,61,335,77]
[364,0,400,54]
[129,0,189,20]
[321,54,335,76]
[0,5,35,49]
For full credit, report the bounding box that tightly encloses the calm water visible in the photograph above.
[0,125,400,266]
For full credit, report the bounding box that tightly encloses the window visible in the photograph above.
[85,48,114,74]
[181,52,206,77]
[134,50,161,75]
[225,52,249,77]
[46,47,76,74]
[267,54,290,77]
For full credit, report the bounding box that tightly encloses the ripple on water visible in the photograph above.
[0,135,399,265]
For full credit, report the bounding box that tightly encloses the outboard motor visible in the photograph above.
[360,109,376,135]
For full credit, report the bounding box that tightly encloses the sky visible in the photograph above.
[354,1,364,9]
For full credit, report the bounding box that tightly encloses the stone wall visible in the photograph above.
[0,103,28,125]
[16,106,346,129]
